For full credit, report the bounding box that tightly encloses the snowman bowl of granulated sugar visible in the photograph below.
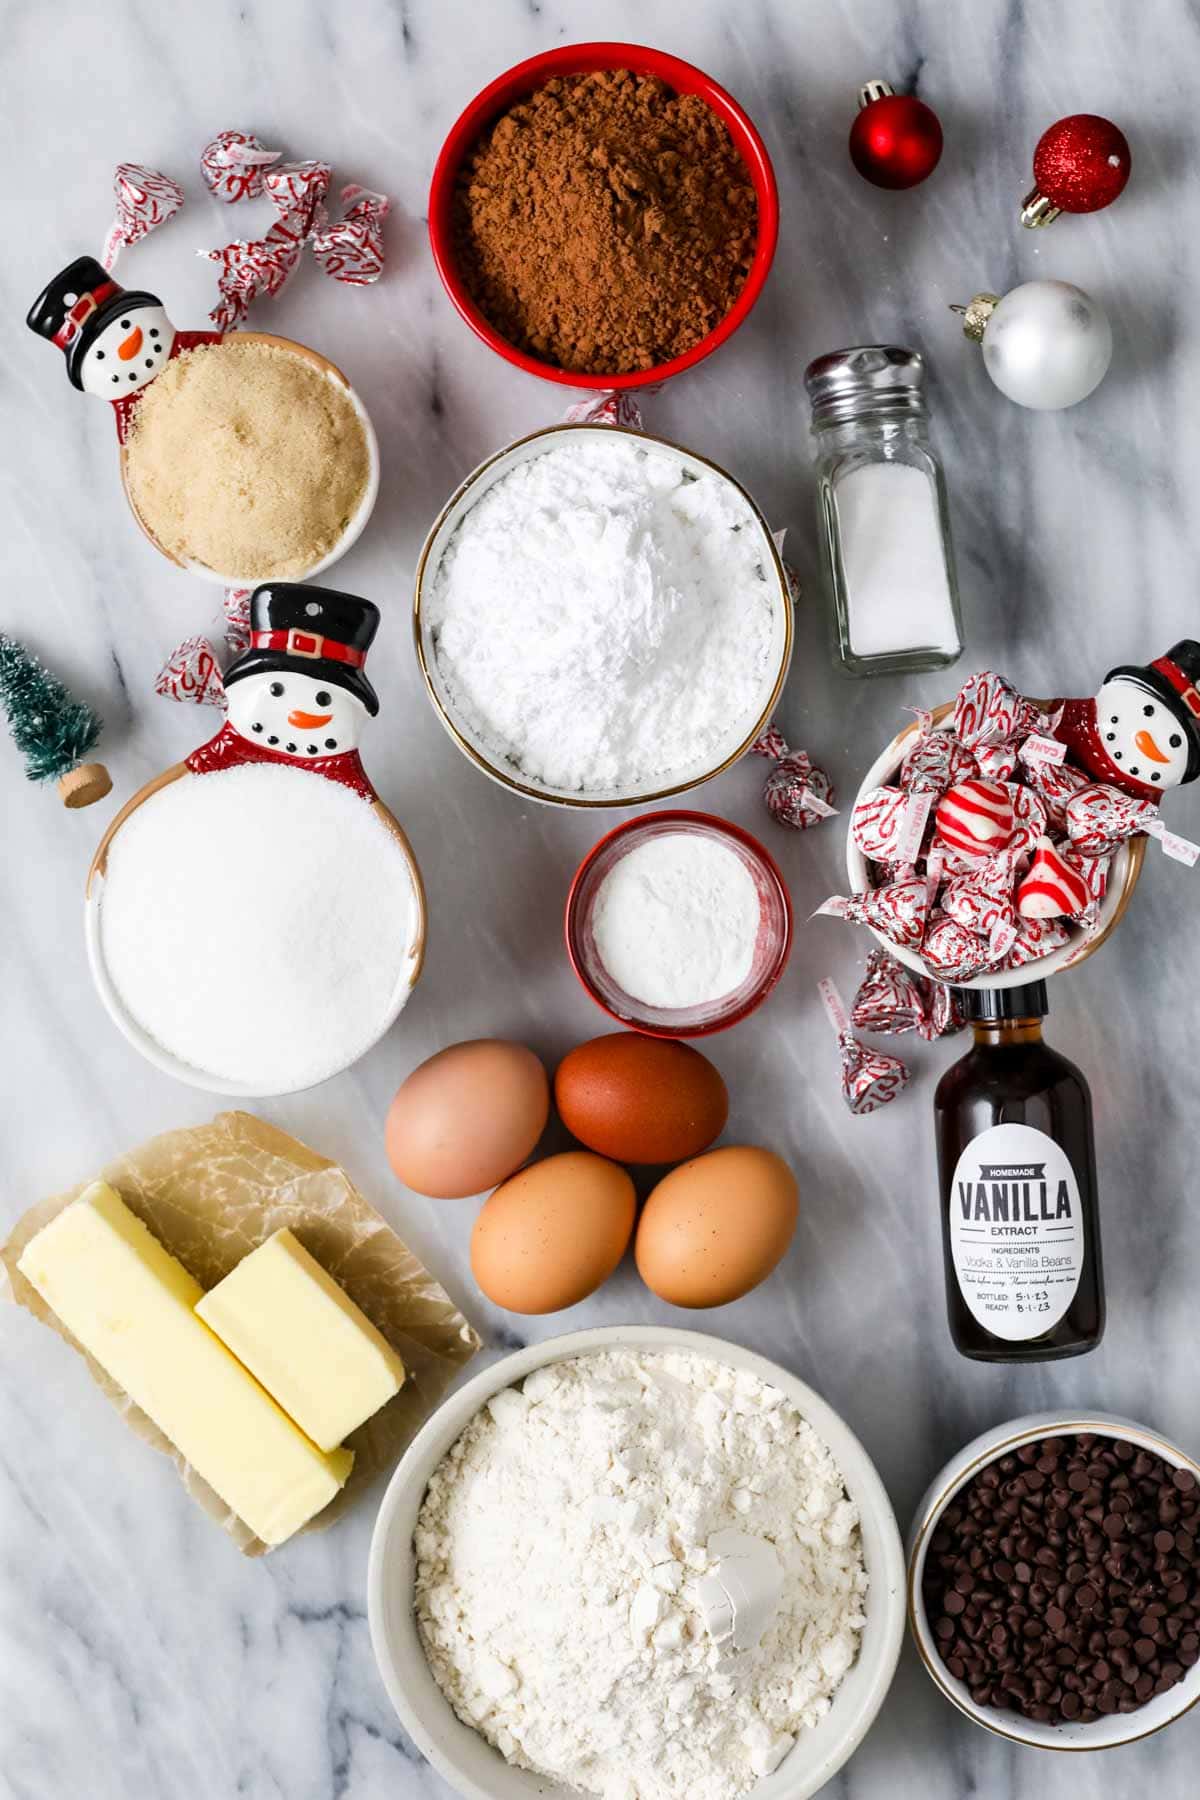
[85,586,426,1095]
[27,257,379,587]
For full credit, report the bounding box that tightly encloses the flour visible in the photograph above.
[592,832,761,1008]
[98,764,416,1091]
[427,436,778,794]
[414,1351,867,1800]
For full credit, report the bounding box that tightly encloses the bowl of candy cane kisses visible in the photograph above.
[829,654,1200,990]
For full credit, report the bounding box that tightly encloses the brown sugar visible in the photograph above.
[123,339,371,580]
[452,70,759,375]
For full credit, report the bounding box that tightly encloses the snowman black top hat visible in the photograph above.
[224,585,381,715]
[27,256,164,390]
[1107,640,1200,784]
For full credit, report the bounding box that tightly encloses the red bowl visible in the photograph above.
[565,811,793,1038]
[429,42,780,391]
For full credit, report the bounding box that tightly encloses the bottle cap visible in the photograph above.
[804,344,927,427]
[964,980,1049,1022]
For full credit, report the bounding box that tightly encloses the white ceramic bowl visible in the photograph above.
[845,712,1138,990]
[909,1409,1200,1750]
[368,1324,906,1800]
[83,776,425,1097]
[122,335,380,589]
[413,424,794,809]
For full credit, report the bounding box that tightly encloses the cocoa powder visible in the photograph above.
[452,70,759,375]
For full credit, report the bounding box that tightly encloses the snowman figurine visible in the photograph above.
[26,256,222,440]
[189,585,380,798]
[1054,641,1200,802]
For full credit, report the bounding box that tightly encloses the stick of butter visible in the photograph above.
[196,1227,406,1451]
[17,1183,352,1546]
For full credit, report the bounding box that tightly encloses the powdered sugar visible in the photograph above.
[97,764,417,1091]
[414,1350,867,1800]
[592,832,761,1008]
[426,436,780,795]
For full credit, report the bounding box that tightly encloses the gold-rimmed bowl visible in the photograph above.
[413,423,793,809]
[908,1410,1200,1750]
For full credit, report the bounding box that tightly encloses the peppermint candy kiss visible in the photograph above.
[935,779,1016,858]
[1016,838,1091,918]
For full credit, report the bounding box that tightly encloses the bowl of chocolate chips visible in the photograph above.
[908,1412,1200,1748]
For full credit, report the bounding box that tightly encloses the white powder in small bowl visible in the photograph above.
[592,831,761,1009]
[96,765,417,1092]
[425,435,782,797]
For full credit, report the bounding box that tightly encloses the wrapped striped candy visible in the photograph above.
[900,729,978,794]
[817,875,929,950]
[922,913,992,981]
[1066,783,1157,857]
[851,948,928,1035]
[851,785,932,864]
[1003,914,1072,969]
[751,725,836,832]
[953,671,1044,749]
[819,980,910,1115]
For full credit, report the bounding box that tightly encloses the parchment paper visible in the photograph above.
[0,1110,480,1555]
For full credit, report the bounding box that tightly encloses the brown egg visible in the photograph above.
[554,1033,728,1165]
[385,1039,549,1199]
[635,1146,798,1308]
[471,1152,636,1314]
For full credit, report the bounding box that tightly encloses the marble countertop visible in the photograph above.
[3,2,1199,1796]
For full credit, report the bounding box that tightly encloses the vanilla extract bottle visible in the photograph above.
[933,981,1104,1362]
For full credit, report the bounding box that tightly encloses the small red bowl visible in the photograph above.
[429,42,780,391]
[565,811,793,1038]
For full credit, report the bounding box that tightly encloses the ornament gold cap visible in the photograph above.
[58,761,112,809]
[1020,186,1061,228]
[857,78,895,110]
[950,293,1000,342]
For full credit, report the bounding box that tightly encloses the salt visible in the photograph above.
[834,460,959,657]
[592,831,761,1008]
[97,764,417,1091]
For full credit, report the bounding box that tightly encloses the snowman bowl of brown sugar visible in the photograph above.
[841,649,1200,990]
[28,257,379,587]
[909,1411,1200,1749]
[85,586,426,1096]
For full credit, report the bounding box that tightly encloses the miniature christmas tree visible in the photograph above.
[0,632,111,807]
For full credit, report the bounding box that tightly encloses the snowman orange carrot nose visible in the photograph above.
[1134,728,1169,763]
[117,326,144,361]
[287,709,333,729]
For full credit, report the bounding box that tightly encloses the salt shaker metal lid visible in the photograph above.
[804,345,927,425]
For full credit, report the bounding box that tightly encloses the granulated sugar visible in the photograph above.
[427,436,779,795]
[97,765,416,1091]
[593,832,761,1008]
[415,1350,867,1800]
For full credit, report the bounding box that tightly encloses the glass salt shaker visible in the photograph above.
[804,345,963,677]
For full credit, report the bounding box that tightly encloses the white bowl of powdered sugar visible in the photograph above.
[367,1325,905,1800]
[414,425,794,808]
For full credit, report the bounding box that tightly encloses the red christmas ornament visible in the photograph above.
[849,79,943,189]
[1020,113,1131,227]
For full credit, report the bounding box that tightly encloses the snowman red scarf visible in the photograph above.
[186,717,376,801]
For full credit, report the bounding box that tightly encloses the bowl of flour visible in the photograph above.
[414,426,793,807]
[367,1326,905,1800]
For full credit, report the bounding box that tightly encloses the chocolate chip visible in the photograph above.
[923,1433,1200,1730]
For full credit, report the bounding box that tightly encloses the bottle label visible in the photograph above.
[949,1122,1084,1342]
